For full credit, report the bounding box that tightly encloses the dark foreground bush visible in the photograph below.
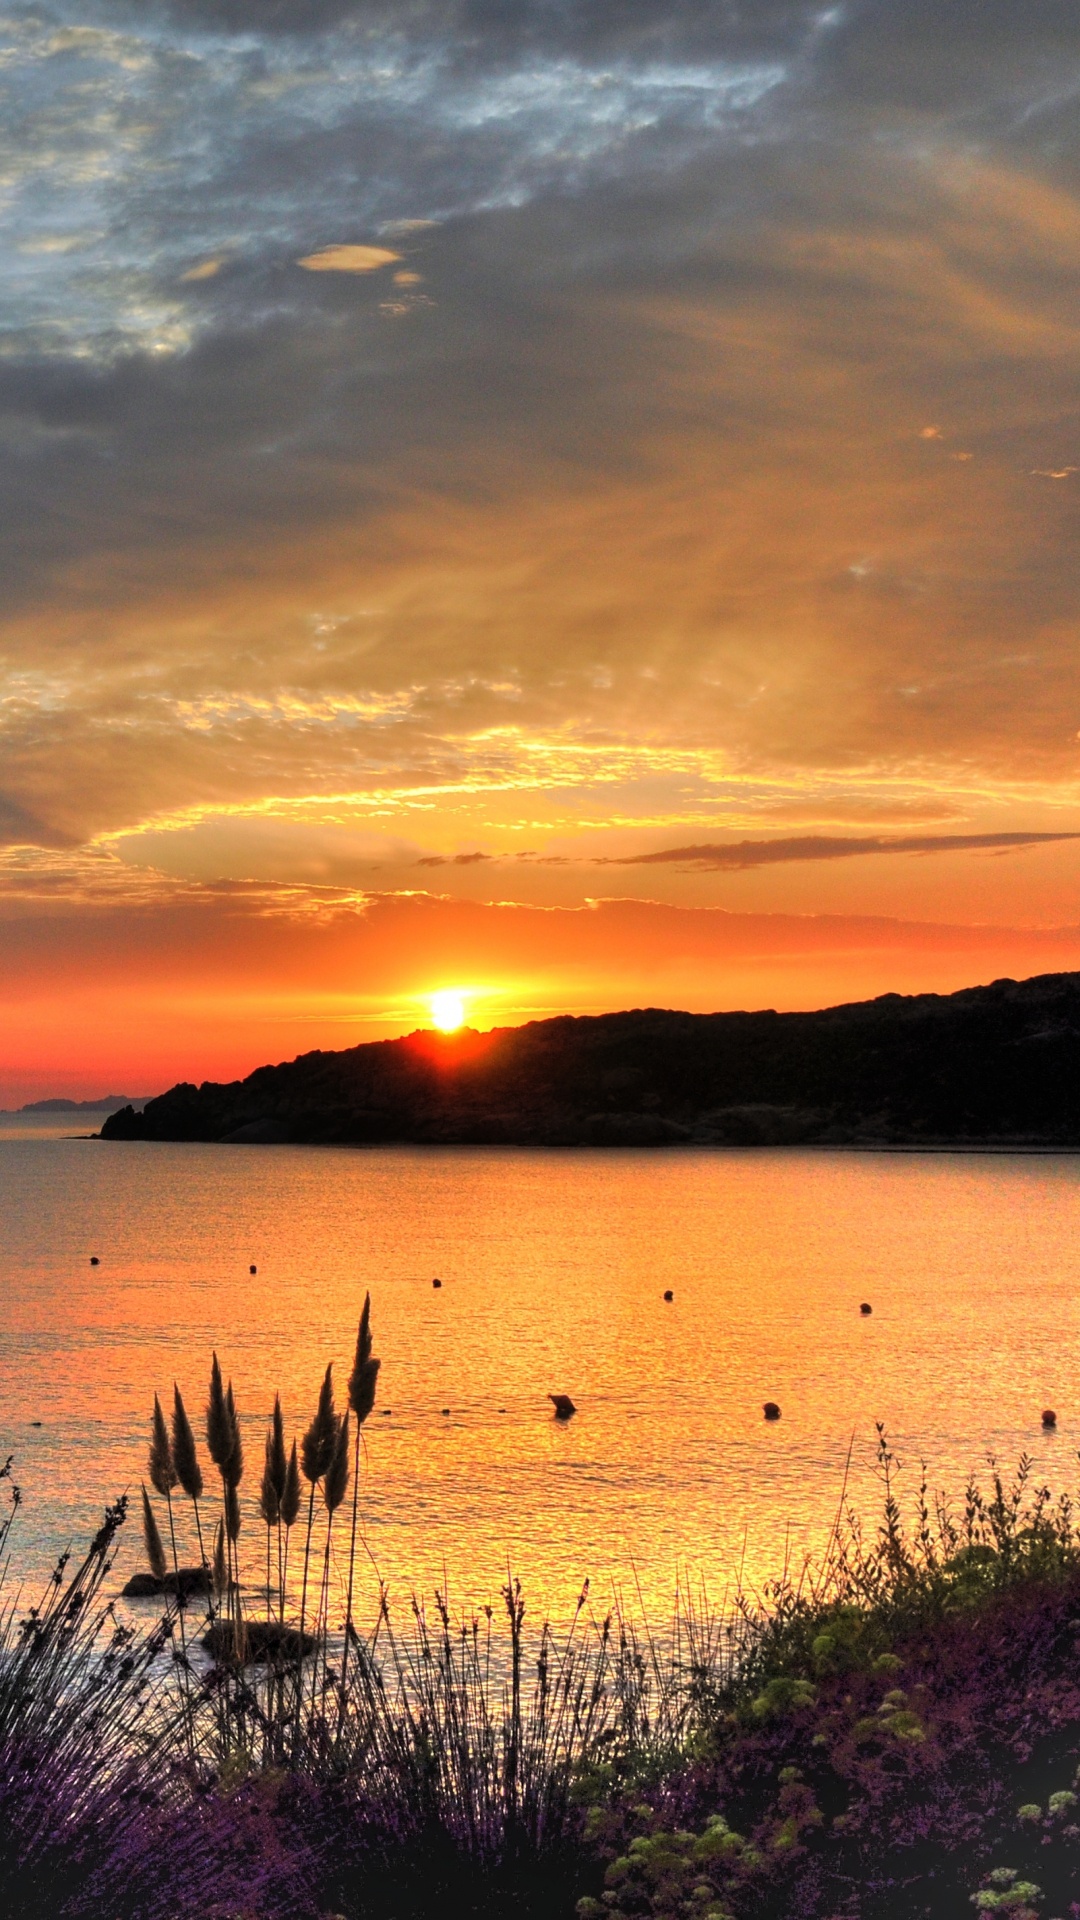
[574,1435,1080,1920]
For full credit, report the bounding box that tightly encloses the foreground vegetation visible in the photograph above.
[4,1304,1080,1920]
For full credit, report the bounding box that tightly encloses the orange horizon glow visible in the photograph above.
[8,886,1080,1105]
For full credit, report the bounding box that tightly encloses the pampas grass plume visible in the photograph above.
[347,1293,380,1425]
[141,1483,167,1581]
[171,1384,203,1500]
[302,1364,337,1484]
[224,1382,243,1489]
[207,1353,231,1476]
[324,1413,350,1514]
[149,1393,177,1498]
[224,1479,241,1545]
[281,1439,301,1527]
[260,1429,280,1527]
[269,1394,287,1503]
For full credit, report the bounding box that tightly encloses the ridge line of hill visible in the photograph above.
[100,969,1080,1149]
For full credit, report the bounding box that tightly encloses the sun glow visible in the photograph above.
[430,989,466,1032]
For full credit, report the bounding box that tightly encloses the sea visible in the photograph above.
[1,1117,1078,1630]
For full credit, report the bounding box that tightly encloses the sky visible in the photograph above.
[4,0,1080,1101]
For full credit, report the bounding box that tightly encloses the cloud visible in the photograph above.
[417,851,492,866]
[606,833,1080,871]
[297,246,401,273]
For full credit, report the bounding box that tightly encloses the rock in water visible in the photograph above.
[121,1565,212,1600]
[202,1620,316,1666]
[549,1393,576,1419]
[763,1402,781,1421]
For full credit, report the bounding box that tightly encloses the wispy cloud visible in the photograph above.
[604,833,1080,871]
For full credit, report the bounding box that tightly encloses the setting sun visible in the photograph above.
[429,989,466,1032]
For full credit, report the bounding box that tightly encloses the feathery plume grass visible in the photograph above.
[347,1294,380,1426]
[206,1354,231,1478]
[269,1396,287,1506]
[141,1484,167,1583]
[302,1365,337,1485]
[324,1413,350,1516]
[282,1440,301,1527]
[341,1294,380,1712]
[260,1430,281,1528]
[171,1385,203,1501]
[223,1383,243,1490]
[149,1395,177,1499]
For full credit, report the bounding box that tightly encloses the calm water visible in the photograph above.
[1,1139,1078,1624]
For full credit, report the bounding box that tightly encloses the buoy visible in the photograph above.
[89,1256,99,1266]
[441,1407,450,1416]
[549,1393,576,1419]
[432,1278,442,1289]
[763,1402,781,1421]
[380,1408,392,1416]
[1042,1408,1058,1428]
[663,1289,674,1302]
[249,1264,257,1275]
[860,1302,872,1315]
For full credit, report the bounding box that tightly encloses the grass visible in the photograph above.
[5,1307,1080,1920]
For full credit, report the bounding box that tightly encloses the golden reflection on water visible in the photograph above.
[1,1141,1079,1625]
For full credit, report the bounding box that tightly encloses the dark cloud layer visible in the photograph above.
[609,833,1080,871]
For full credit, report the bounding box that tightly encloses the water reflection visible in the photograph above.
[1,1143,1077,1623]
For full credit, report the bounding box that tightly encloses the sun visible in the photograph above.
[430,989,466,1032]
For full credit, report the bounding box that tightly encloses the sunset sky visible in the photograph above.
[5,1,1080,1102]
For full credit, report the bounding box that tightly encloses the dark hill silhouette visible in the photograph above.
[100,971,1080,1149]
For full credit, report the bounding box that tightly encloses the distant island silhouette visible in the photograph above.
[17,1095,150,1114]
[100,971,1080,1150]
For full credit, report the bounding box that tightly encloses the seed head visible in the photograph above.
[141,1484,167,1582]
[223,1382,243,1488]
[148,1394,177,1498]
[260,1429,280,1528]
[348,1293,381,1425]
[171,1385,203,1501]
[281,1440,301,1527]
[268,1394,287,1503]
[324,1412,350,1514]
[206,1354,230,1476]
[301,1364,337,1483]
